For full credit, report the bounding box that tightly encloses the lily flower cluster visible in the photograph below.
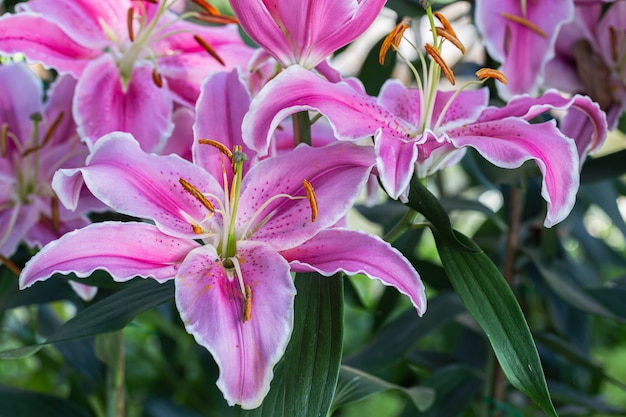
[0,0,610,411]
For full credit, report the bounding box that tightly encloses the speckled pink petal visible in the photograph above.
[283,228,426,316]
[238,142,375,250]
[175,241,295,409]
[449,118,579,227]
[53,132,222,239]
[19,221,199,289]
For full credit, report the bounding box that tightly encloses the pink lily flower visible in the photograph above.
[475,0,574,97]
[544,1,626,154]
[242,63,607,227]
[229,0,386,70]
[0,0,253,152]
[19,133,426,408]
[0,63,98,300]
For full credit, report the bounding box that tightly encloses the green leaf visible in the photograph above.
[344,292,465,371]
[241,272,344,417]
[0,385,91,417]
[0,279,174,359]
[405,179,558,416]
[332,365,435,413]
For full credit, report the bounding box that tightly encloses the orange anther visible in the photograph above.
[434,26,465,54]
[434,11,457,38]
[194,34,225,66]
[424,43,455,85]
[476,68,508,84]
[380,17,411,65]
[179,178,215,213]
[152,69,163,88]
[500,12,547,38]
[127,7,135,42]
[242,285,252,323]
[302,179,318,222]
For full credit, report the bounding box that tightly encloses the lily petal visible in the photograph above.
[19,221,199,289]
[449,118,579,227]
[74,56,173,153]
[282,229,426,315]
[0,12,98,77]
[0,63,43,145]
[175,241,295,409]
[238,142,375,250]
[53,132,222,239]
[243,65,412,155]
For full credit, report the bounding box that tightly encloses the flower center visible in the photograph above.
[101,0,227,91]
[178,139,318,321]
[0,112,67,249]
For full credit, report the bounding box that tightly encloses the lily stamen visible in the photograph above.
[424,43,455,85]
[609,26,619,63]
[1,123,7,158]
[379,17,411,65]
[302,179,318,222]
[0,254,21,277]
[152,68,163,88]
[433,11,457,38]
[434,27,465,54]
[127,7,135,42]
[22,111,64,157]
[194,34,226,66]
[199,139,235,166]
[476,68,508,84]
[243,285,252,323]
[500,12,547,38]
[191,0,220,16]
[179,177,215,213]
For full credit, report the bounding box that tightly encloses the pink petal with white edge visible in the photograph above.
[74,56,173,153]
[69,281,98,302]
[374,131,418,201]
[243,65,412,155]
[53,132,222,239]
[175,241,295,409]
[282,229,426,316]
[19,221,199,289]
[238,142,375,250]
[0,13,98,77]
[449,118,579,227]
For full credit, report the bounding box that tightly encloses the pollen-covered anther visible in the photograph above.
[302,179,318,222]
[434,26,465,54]
[191,223,205,235]
[198,139,234,165]
[152,69,163,88]
[609,26,619,63]
[126,7,135,42]
[500,12,547,38]
[424,43,455,85]
[434,11,458,38]
[179,177,215,213]
[242,285,252,323]
[194,34,226,66]
[1,123,7,158]
[380,17,411,65]
[476,68,508,85]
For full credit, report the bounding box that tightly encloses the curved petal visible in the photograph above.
[374,131,418,201]
[243,65,412,155]
[68,280,98,302]
[74,56,173,153]
[193,69,253,181]
[175,241,295,409]
[282,229,426,316]
[53,132,222,238]
[0,13,98,77]
[19,221,199,289]
[449,118,579,227]
[18,0,123,48]
[230,0,295,66]
[238,142,375,250]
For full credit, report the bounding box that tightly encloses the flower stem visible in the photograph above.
[292,111,312,146]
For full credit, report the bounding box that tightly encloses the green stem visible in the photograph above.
[292,111,312,146]
[383,208,420,243]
